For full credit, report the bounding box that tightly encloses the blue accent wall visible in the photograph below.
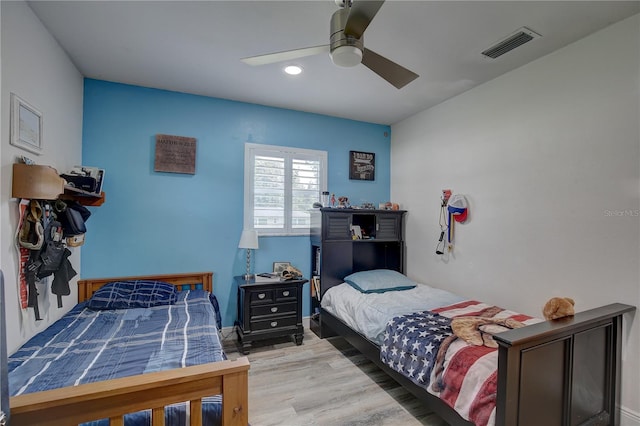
[81,79,391,327]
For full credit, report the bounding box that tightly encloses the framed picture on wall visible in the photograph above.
[10,93,43,155]
[349,150,375,181]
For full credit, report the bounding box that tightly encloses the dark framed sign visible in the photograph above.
[154,134,196,174]
[349,151,375,181]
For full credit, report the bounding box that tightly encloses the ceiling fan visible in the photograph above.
[241,0,419,89]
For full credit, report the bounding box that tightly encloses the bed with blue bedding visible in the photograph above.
[8,272,249,426]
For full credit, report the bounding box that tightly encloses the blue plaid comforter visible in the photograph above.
[9,289,226,425]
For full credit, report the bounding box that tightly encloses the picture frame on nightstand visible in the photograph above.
[273,262,290,274]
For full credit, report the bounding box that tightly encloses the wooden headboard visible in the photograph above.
[77,271,213,303]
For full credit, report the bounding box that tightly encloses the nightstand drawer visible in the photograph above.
[251,302,297,317]
[251,315,297,331]
[275,287,297,301]
[249,290,274,304]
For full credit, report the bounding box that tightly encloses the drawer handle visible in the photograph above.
[258,293,266,299]
[271,307,278,313]
[270,321,278,327]
[282,291,290,297]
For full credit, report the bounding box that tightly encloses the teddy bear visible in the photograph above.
[450,316,525,348]
[543,297,575,320]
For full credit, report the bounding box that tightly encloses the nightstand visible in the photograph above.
[235,275,308,355]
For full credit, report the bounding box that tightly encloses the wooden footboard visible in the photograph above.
[9,357,249,426]
[494,303,635,426]
[321,303,635,426]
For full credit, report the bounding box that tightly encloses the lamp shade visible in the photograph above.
[238,229,259,249]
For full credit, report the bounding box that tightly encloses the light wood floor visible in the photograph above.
[221,323,449,426]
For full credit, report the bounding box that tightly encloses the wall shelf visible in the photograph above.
[12,163,105,206]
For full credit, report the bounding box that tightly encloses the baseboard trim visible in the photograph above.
[220,325,234,335]
[621,406,640,426]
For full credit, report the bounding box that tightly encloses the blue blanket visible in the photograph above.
[9,289,226,425]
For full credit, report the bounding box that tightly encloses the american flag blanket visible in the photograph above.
[381,300,541,426]
[9,289,226,426]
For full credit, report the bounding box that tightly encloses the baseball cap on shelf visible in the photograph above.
[447,195,468,223]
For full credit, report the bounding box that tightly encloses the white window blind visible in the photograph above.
[245,143,327,235]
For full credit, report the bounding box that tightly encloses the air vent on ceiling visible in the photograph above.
[481,27,541,59]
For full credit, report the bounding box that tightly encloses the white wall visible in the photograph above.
[391,14,640,424]
[1,1,84,354]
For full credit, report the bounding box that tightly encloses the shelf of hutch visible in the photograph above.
[309,208,406,337]
[12,163,105,206]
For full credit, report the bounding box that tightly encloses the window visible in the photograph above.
[244,143,327,236]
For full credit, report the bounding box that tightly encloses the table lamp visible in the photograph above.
[238,229,259,279]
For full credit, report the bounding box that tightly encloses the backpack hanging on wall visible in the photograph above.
[54,200,91,245]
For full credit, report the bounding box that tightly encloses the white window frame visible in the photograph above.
[244,143,328,236]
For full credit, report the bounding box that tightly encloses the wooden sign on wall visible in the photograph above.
[154,134,196,174]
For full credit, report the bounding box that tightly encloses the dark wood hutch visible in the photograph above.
[309,207,406,337]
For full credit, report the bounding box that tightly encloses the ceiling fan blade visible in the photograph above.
[361,48,419,89]
[241,45,330,66]
[344,0,385,39]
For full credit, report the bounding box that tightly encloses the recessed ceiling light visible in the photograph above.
[284,65,302,75]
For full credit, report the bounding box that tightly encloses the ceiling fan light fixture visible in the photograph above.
[242,0,418,88]
[284,65,303,75]
[330,45,362,67]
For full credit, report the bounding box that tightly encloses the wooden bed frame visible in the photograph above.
[10,271,250,426]
[321,303,634,426]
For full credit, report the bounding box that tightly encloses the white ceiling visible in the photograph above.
[28,1,639,125]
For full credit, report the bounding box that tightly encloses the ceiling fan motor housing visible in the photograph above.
[330,8,363,67]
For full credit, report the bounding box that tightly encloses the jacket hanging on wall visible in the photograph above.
[52,248,75,308]
[18,200,45,320]
[24,250,42,320]
[17,199,84,317]
[37,219,64,279]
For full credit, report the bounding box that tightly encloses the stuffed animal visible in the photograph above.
[281,264,303,280]
[543,297,575,320]
[451,316,525,348]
